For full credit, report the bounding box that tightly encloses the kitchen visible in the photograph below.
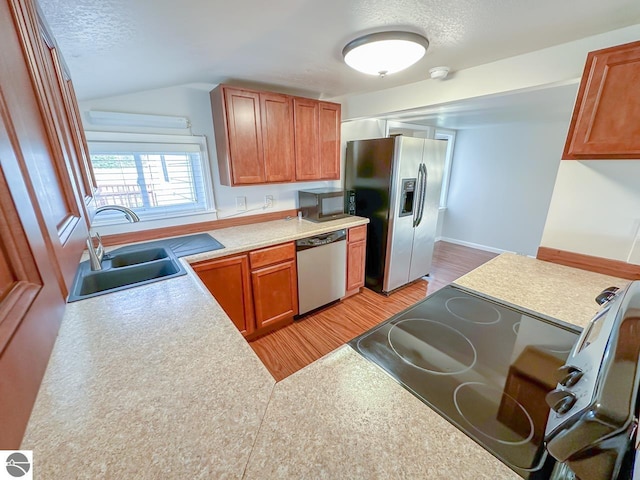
[1,0,640,478]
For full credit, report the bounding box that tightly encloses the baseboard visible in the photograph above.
[537,246,640,280]
[436,237,508,255]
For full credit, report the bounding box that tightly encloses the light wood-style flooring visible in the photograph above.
[249,241,498,381]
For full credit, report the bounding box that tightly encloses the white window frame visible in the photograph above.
[86,131,216,225]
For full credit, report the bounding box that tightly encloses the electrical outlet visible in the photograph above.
[235,196,247,211]
[264,195,274,208]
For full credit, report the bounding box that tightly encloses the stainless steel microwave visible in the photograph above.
[298,188,350,222]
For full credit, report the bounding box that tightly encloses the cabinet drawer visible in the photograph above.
[348,225,367,243]
[249,242,295,269]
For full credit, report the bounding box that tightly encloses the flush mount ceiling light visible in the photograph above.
[342,31,429,77]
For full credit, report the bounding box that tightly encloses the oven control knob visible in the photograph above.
[595,286,619,305]
[546,389,577,414]
[556,365,584,387]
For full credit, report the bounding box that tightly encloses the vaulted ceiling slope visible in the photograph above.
[39,0,640,101]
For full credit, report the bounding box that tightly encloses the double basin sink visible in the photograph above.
[68,233,225,302]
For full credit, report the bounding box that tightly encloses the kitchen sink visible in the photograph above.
[68,245,187,302]
[77,259,182,295]
[109,247,170,267]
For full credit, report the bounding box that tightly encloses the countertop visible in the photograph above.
[454,253,628,328]
[107,215,370,265]
[22,221,629,479]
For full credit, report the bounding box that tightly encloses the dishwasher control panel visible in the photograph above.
[296,229,346,250]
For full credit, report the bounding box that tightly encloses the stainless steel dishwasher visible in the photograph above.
[296,229,347,316]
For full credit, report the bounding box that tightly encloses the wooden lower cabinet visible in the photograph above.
[345,225,367,297]
[193,242,298,339]
[192,255,254,336]
[251,259,298,330]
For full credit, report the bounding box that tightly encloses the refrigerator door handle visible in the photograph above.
[415,163,427,227]
[412,164,423,227]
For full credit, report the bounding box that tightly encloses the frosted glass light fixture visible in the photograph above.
[342,31,429,77]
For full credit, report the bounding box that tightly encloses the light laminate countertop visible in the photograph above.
[454,253,628,328]
[22,222,629,479]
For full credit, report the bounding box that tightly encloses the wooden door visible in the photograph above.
[346,241,366,292]
[563,40,640,159]
[0,123,66,449]
[251,260,298,330]
[0,40,69,450]
[59,76,96,212]
[346,225,367,294]
[318,102,341,180]
[0,0,91,447]
[293,98,321,180]
[10,0,88,296]
[261,92,295,183]
[192,255,255,336]
[222,87,265,184]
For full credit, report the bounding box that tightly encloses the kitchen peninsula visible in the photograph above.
[22,218,627,478]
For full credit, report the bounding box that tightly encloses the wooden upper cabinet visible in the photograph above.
[563,40,640,159]
[0,139,64,448]
[60,77,96,209]
[0,0,89,448]
[211,84,341,185]
[318,101,341,180]
[293,97,321,180]
[8,1,88,296]
[261,92,295,183]
[212,86,266,185]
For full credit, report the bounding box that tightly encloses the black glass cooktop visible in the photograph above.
[349,284,581,478]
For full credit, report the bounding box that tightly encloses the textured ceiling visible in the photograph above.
[39,0,640,101]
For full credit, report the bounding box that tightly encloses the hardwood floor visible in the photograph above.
[249,241,498,381]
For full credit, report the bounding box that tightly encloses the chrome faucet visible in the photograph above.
[87,205,140,270]
[94,205,141,223]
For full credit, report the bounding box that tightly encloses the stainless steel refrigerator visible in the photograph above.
[345,136,446,294]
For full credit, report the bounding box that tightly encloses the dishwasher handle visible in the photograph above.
[296,229,346,251]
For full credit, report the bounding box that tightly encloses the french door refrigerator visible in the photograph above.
[345,136,446,294]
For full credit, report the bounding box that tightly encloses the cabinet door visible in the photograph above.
[223,87,266,184]
[261,92,295,183]
[293,98,321,180]
[60,77,96,209]
[318,102,341,179]
[563,40,640,159]
[346,240,366,292]
[12,6,89,296]
[251,260,298,330]
[193,255,255,336]
[0,106,67,449]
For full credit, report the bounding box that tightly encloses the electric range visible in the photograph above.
[349,284,581,479]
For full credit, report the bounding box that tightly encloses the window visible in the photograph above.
[86,132,214,224]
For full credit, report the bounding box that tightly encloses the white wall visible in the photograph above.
[80,84,339,234]
[541,161,640,264]
[341,119,386,142]
[334,24,640,120]
[441,119,569,255]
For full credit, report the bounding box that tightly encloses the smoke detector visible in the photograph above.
[429,66,450,80]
